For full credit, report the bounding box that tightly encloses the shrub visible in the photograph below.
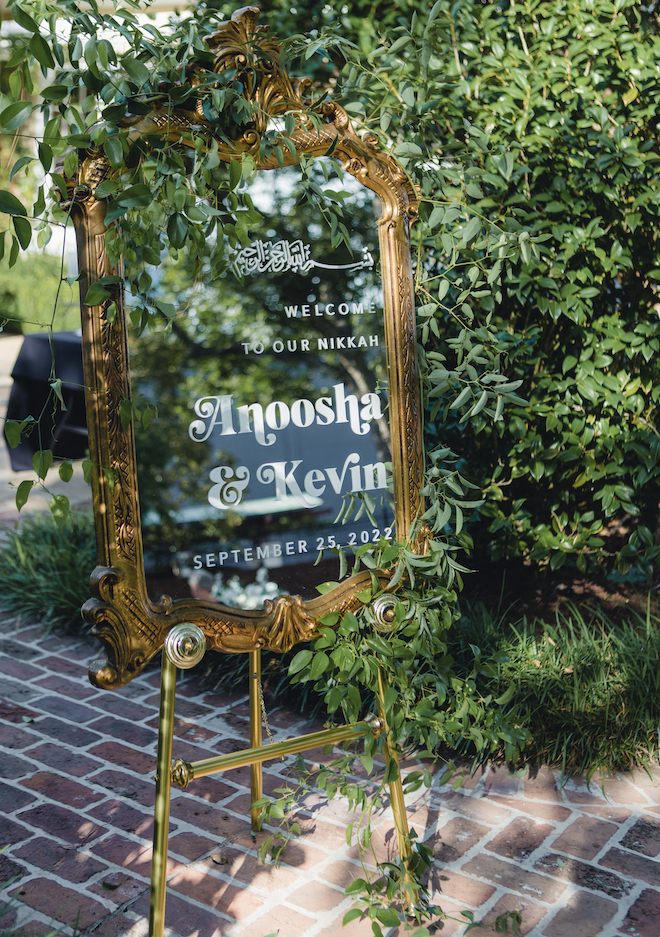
[0,511,96,629]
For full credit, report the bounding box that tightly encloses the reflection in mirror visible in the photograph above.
[129,162,393,605]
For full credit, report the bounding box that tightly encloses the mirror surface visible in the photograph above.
[130,164,393,605]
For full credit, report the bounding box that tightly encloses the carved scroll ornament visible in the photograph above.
[69,6,422,689]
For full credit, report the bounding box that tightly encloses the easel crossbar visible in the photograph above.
[172,717,383,786]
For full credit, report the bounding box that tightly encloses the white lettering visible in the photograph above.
[325,452,361,494]
[285,541,295,555]
[189,395,235,443]
[291,398,315,428]
[193,555,202,569]
[304,468,326,497]
[298,539,308,553]
[256,460,312,506]
[339,302,349,315]
[219,551,228,565]
[334,383,369,436]
[265,401,290,432]
[363,462,387,490]
[351,302,364,315]
[284,305,298,318]
[206,553,216,567]
[273,340,284,353]
[257,545,270,560]
[237,402,276,447]
[369,335,379,346]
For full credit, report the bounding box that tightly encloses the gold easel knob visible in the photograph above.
[372,595,397,633]
[165,623,206,669]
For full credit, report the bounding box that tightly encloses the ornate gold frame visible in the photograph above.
[69,6,422,690]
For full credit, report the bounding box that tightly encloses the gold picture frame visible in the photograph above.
[68,6,423,691]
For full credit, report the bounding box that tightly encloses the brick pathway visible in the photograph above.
[1,621,660,937]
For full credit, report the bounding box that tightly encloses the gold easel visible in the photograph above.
[149,622,413,937]
[69,9,424,935]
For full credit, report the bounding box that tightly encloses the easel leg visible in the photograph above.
[149,650,177,937]
[377,671,416,906]
[249,649,263,831]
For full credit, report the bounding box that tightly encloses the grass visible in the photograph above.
[450,599,660,776]
[0,510,96,630]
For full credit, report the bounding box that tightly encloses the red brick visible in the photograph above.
[29,695,101,723]
[168,797,246,839]
[88,870,149,904]
[0,815,32,847]
[600,847,660,888]
[9,877,110,930]
[22,743,103,778]
[91,833,181,879]
[553,815,619,860]
[211,736,251,755]
[618,887,660,937]
[0,723,40,749]
[88,742,156,774]
[89,799,160,838]
[620,816,660,858]
[20,771,105,808]
[433,790,511,825]
[483,766,523,798]
[523,766,562,802]
[203,847,299,893]
[425,816,490,862]
[488,795,571,823]
[32,674,97,700]
[100,696,155,722]
[319,860,372,890]
[41,656,89,678]
[20,804,103,845]
[460,854,566,903]
[0,658,45,681]
[287,879,344,912]
[0,853,27,885]
[580,804,632,823]
[0,780,35,811]
[0,698,41,723]
[83,911,147,937]
[601,776,649,806]
[534,853,631,899]
[33,716,101,748]
[168,866,265,919]
[88,769,155,806]
[182,776,237,803]
[131,889,230,937]
[0,750,34,779]
[0,636,44,661]
[563,777,608,805]
[276,838,328,871]
[486,817,555,861]
[428,869,496,907]
[87,717,156,749]
[167,832,216,860]
[237,903,316,937]
[170,740,217,763]
[481,894,547,936]
[541,889,618,936]
[13,836,107,883]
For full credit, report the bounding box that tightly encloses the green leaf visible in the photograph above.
[119,398,133,432]
[123,56,150,85]
[12,5,39,32]
[29,33,55,69]
[33,449,53,480]
[10,156,34,180]
[82,459,95,484]
[13,216,31,250]
[310,651,329,680]
[50,494,69,527]
[49,379,66,411]
[115,184,152,207]
[0,101,33,132]
[59,460,74,482]
[15,479,34,512]
[288,649,313,674]
[84,283,111,306]
[375,908,402,927]
[0,190,27,216]
[167,212,189,249]
[104,136,124,168]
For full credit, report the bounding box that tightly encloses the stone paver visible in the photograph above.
[2,621,660,937]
